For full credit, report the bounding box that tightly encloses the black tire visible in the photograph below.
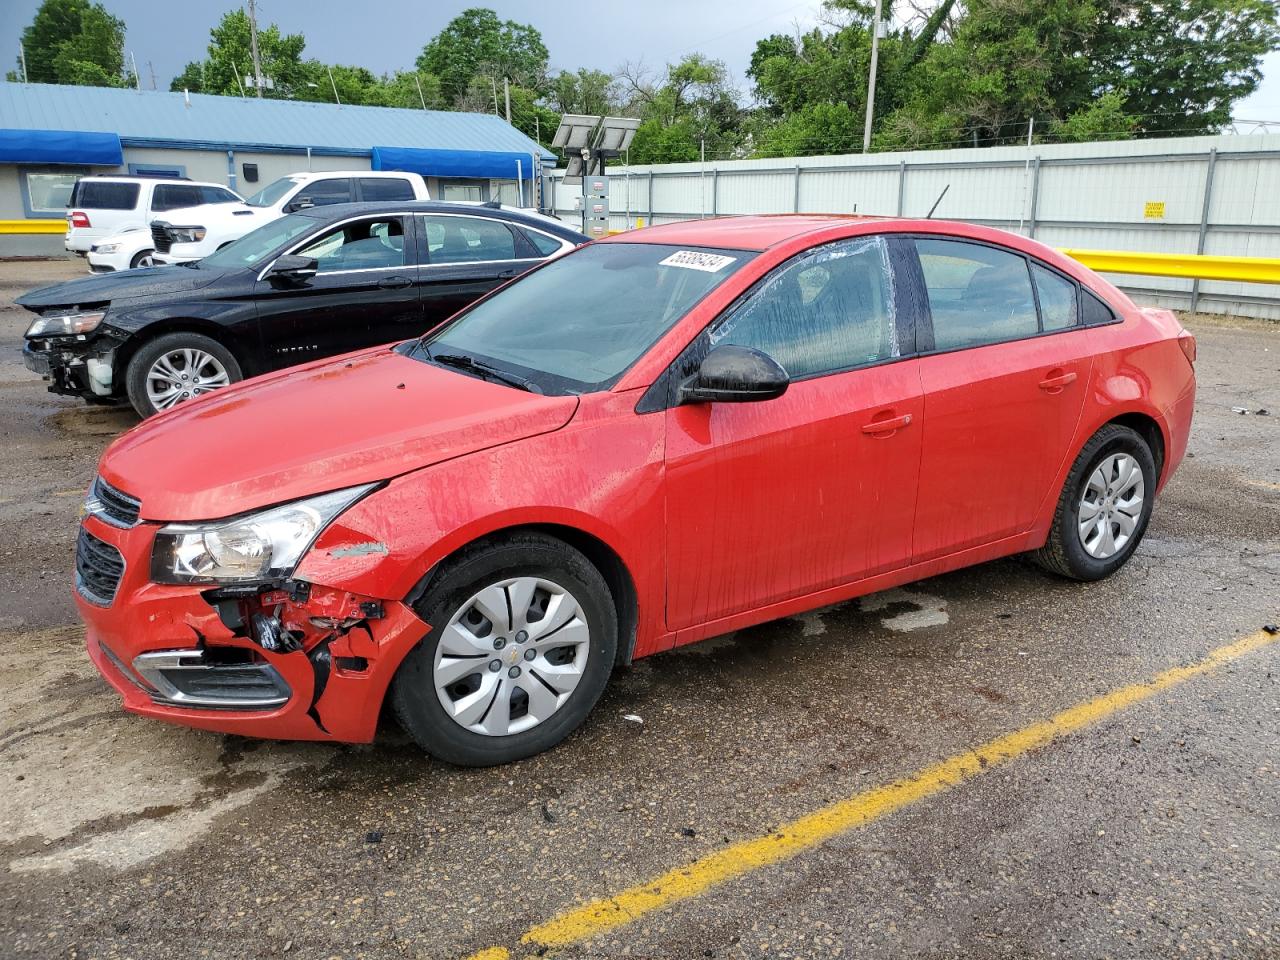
[129,249,155,269]
[390,533,617,766]
[1032,424,1156,581]
[124,332,243,418]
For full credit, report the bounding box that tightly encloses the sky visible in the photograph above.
[3,0,1278,124]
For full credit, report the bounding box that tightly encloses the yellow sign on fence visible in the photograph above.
[1143,201,1166,220]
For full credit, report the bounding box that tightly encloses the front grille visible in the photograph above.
[150,223,172,253]
[92,477,141,527]
[76,528,125,606]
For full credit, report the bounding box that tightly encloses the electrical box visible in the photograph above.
[585,176,610,238]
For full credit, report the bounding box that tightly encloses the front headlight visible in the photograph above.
[150,484,376,584]
[168,226,207,243]
[94,243,120,254]
[25,310,106,338]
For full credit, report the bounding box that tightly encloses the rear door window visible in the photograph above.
[915,238,1039,350]
[522,228,566,257]
[291,178,353,210]
[71,181,140,210]
[201,186,241,204]
[151,184,205,212]
[421,216,517,263]
[359,177,416,201]
[712,235,899,378]
[1032,264,1079,331]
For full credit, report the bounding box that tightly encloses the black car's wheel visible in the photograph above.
[390,532,617,767]
[1032,424,1157,581]
[125,332,242,418]
[130,249,156,269]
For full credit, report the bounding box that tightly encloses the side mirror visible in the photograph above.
[680,344,789,405]
[266,254,317,284]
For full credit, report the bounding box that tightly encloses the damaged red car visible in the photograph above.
[78,215,1196,766]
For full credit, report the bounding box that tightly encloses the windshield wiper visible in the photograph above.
[427,349,543,394]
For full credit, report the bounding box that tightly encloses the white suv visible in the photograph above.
[151,170,430,264]
[64,176,243,254]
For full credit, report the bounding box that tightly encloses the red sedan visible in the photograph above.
[77,216,1196,766]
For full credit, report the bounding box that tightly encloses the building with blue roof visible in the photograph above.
[0,82,553,255]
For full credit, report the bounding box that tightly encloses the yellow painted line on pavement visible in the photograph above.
[462,628,1278,959]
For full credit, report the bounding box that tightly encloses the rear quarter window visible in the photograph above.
[71,181,140,210]
[522,228,566,257]
[1082,289,1118,325]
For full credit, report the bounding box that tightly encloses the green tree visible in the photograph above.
[1091,0,1280,136]
[417,8,550,106]
[1051,91,1138,142]
[548,68,620,117]
[170,9,310,97]
[623,55,744,163]
[11,0,125,86]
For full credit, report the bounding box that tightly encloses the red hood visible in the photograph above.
[100,348,579,521]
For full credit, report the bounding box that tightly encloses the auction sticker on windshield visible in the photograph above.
[658,250,738,272]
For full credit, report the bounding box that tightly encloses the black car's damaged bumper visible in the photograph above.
[23,336,122,401]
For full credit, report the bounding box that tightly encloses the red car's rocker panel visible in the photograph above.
[76,214,1196,761]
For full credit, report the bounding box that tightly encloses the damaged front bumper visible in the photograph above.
[79,513,428,743]
[24,334,121,400]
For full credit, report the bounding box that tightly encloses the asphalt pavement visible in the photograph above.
[0,258,1276,959]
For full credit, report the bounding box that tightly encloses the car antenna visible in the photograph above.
[926,184,950,219]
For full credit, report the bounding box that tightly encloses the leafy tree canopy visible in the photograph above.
[417,7,550,105]
[11,0,125,87]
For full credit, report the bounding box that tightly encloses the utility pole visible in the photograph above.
[327,66,342,105]
[247,0,264,98]
[18,42,28,83]
[491,77,499,116]
[862,0,884,152]
[414,73,427,110]
[147,60,157,90]
[130,51,141,90]
[503,76,511,123]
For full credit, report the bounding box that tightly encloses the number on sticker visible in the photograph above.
[659,250,738,273]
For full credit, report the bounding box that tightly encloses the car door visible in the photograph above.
[252,212,423,369]
[663,235,924,632]
[415,214,542,327]
[908,236,1095,562]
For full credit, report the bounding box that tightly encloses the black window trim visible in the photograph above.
[903,232,1121,359]
[636,232,919,414]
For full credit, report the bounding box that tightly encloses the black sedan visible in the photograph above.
[18,201,586,417]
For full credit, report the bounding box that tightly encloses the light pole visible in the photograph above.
[862,0,884,153]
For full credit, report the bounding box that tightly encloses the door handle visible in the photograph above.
[1038,370,1078,393]
[497,268,519,279]
[377,276,412,289]
[861,412,913,436]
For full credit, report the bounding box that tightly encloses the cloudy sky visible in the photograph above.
[4,0,1278,124]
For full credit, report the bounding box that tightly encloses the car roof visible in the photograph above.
[287,170,425,181]
[599,214,891,251]
[296,200,587,240]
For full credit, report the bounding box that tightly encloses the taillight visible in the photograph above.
[1178,332,1197,365]
[69,211,91,229]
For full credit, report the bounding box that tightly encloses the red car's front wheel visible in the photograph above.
[390,533,617,766]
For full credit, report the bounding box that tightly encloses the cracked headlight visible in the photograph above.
[150,484,376,584]
[25,310,106,338]
[168,226,207,244]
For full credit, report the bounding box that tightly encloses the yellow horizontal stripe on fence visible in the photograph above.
[1061,248,1280,284]
[0,219,66,236]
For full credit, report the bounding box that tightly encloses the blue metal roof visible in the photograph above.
[0,82,550,160]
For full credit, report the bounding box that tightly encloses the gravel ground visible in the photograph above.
[0,258,1276,959]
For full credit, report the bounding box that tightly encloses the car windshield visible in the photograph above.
[418,243,754,394]
[196,214,318,270]
[244,177,299,208]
